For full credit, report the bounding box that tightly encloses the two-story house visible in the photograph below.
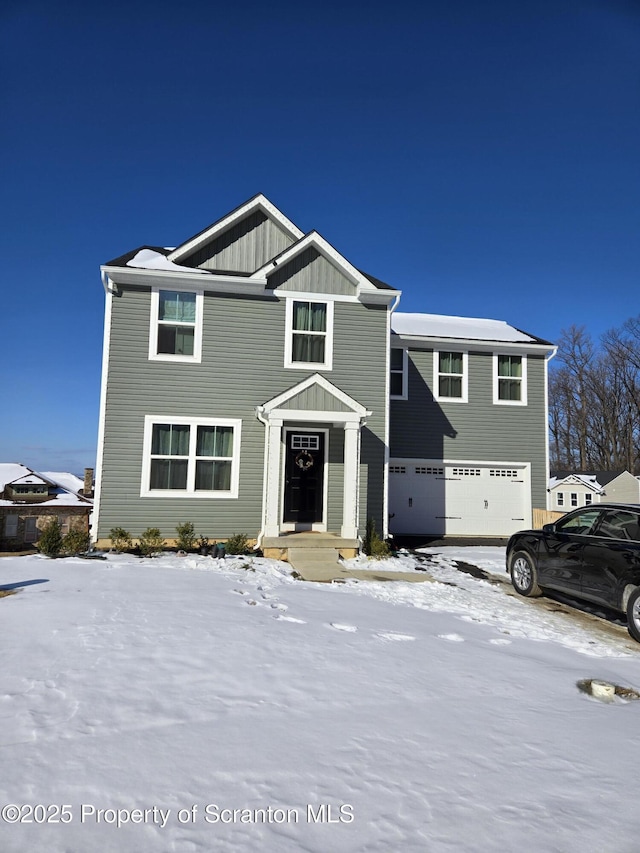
[94,194,555,550]
[94,195,398,554]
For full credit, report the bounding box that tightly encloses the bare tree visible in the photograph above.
[549,317,640,474]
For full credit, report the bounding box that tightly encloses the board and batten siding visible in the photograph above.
[268,248,356,296]
[186,212,295,273]
[98,287,388,540]
[389,348,549,509]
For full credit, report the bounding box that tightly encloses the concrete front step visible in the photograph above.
[262,533,359,562]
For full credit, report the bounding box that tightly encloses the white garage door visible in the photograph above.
[389,460,530,537]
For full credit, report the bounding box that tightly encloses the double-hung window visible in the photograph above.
[149,288,203,362]
[285,299,333,369]
[434,351,467,402]
[141,416,241,498]
[493,354,527,405]
[390,348,408,399]
[4,513,18,537]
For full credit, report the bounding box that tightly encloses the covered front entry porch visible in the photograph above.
[256,374,371,544]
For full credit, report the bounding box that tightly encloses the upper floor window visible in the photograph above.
[285,299,333,370]
[390,348,408,399]
[557,492,564,507]
[493,354,527,405]
[434,351,468,402]
[149,288,203,363]
[140,416,241,498]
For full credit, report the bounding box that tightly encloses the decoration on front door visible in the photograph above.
[295,450,315,471]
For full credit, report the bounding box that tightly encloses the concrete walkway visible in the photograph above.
[286,550,436,584]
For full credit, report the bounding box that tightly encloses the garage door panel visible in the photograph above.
[389,464,445,535]
[389,460,529,537]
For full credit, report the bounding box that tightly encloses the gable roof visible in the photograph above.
[167,194,305,264]
[259,373,370,420]
[250,230,381,295]
[550,470,629,489]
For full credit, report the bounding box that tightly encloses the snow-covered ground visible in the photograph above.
[2,547,640,852]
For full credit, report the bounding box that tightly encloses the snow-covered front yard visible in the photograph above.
[2,547,640,852]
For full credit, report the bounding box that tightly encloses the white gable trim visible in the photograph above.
[549,474,604,493]
[167,195,304,263]
[258,373,370,419]
[250,231,378,295]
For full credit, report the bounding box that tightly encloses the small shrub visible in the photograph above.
[109,527,133,552]
[139,527,165,557]
[38,518,63,557]
[225,533,250,555]
[63,527,90,555]
[175,521,197,551]
[363,517,391,559]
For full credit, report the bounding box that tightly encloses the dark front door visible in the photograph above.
[283,432,325,524]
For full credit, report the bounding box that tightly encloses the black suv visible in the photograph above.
[506,504,640,642]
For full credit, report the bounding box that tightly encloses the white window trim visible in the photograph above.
[284,298,334,371]
[390,347,408,400]
[140,415,241,498]
[148,288,203,363]
[557,492,564,507]
[493,353,527,406]
[434,350,468,403]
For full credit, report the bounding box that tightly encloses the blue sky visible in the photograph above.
[1,0,638,474]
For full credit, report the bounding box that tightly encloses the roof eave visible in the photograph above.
[100,265,268,296]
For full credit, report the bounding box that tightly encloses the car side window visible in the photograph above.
[555,509,602,536]
[594,510,640,541]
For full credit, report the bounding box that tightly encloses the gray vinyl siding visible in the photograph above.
[185,212,295,273]
[390,347,549,509]
[269,248,356,296]
[98,288,388,539]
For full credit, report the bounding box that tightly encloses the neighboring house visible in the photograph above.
[94,194,555,548]
[0,464,94,550]
[388,314,556,536]
[549,470,640,510]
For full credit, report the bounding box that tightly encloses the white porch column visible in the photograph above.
[341,420,361,539]
[264,417,283,537]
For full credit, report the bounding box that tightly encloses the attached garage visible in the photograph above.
[388,459,531,537]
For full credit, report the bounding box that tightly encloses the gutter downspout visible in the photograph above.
[384,292,402,540]
[544,345,559,511]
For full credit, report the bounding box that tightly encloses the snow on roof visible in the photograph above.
[0,463,91,507]
[0,464,35,491]
[391,312,537,342]
[126,248,210,275]
[549,474,603,491]
[41,471,84,494]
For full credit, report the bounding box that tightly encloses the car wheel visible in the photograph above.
[625,587,640,643]
[509,551,542,597]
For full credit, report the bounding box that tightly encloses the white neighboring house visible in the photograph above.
[548,470,640,511]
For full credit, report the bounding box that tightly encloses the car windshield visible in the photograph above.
[555,508,601,536]
[593,509,640,541]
